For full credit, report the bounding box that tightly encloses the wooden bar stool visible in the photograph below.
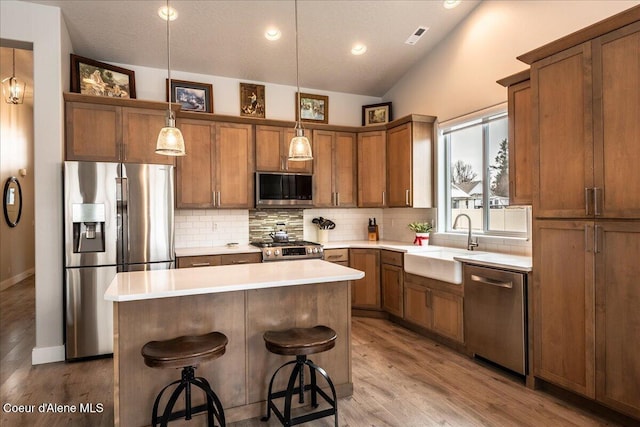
[141,331,228,427]
[261,325,338,427]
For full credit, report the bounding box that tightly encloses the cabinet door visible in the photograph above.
[175,119,215,208]
[215,122,254,208]
[595,221,640,417]
[386,123,412,207]
[532,44,593,218]
[122,108,175,165]
[357,131,386,207]
[533,219,595,398]
[381,263,403,317]
[65,102,121,161]
[334,132,357,207]
[404,282,429,329]
[312,130,335,207]
[255,125,284,171]
[508,80,533,206]
[593,23,640,218]
[430,289,463,343]
[349,249,380,309]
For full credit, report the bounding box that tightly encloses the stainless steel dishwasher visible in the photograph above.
[463,264,527,375]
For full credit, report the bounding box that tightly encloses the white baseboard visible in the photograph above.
[0,268,35,291]
[32,345,65,365]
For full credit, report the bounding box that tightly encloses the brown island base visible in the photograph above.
[104,260,364,426]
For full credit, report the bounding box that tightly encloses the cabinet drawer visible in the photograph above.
[219,253,262,265]
[324,249,349,263]
[380,250,403,267]
[177,255,221,268]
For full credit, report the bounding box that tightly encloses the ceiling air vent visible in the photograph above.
[405,26,429,45]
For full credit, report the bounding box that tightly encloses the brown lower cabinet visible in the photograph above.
[177,252,262,268]
[403,273,464,343]
[380,250,403,317]
[349,249,381,310]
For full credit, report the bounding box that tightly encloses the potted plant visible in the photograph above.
[408,222,433,246]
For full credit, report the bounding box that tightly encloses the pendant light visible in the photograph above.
[156,0,186,156]
[2,49,26,105]
[288,0,313,161]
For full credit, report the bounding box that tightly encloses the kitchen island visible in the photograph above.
[104,260,364,426]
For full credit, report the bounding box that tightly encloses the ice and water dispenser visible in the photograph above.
[71,203,106,253]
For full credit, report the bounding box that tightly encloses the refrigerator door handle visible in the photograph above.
[117,177,129,266]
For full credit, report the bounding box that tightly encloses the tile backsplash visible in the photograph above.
[175,207,531,256]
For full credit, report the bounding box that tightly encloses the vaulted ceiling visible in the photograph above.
[23,0,480,96]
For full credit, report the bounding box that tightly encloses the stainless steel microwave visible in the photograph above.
[255,172,313,207]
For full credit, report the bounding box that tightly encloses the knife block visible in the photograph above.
[368,225,379,241]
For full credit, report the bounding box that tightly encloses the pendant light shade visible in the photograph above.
[2,49,26,105]
[288,0,312,161]
[156,0,185,156]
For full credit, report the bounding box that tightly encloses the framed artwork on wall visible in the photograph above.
[362,102,392,126]
[167,79,213,113]
[70,54,136,98]
[240,83,265,118]
[296,92,328,124]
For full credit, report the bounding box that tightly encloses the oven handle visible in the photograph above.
[470,274,513,289]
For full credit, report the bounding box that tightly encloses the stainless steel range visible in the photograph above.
[251,241,323,262]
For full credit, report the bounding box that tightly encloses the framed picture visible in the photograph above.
[70,54,136,98]
[167,79,213,113]
[362,102,392,126]
[240,83,265,118]
[296,93,329,124]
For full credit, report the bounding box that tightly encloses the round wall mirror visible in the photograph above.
[3,177,22,228]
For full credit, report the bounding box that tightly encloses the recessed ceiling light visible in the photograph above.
[265,28,281,41]
[443,0,461,9]
[351,43,367,56]
[158,6,178,21]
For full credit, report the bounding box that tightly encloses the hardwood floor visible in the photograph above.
[0,277,623,426]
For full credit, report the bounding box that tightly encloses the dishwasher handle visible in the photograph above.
[470,274,513,288]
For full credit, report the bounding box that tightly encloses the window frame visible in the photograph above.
[439,108,529,239]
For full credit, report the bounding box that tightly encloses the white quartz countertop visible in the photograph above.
[105,259,364,302]
[322,240,435,253]
[453,252,532,272]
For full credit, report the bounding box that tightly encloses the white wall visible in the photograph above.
[384,0,640,122]
[113,64,382,126]
[1,0,71,364]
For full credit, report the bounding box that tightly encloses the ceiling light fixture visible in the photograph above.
[265,28,281,41]
[2,49,26,105]
[351,43,367,56]
[443,0,461,10]
[289,0,312,162]
[156,0,186,157]
[158,5,178,21]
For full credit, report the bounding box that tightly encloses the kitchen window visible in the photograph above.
[441,110,528,237]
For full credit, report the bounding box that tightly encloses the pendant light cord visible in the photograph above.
[295,0,301,129]
[166,0,172,117]
[12,49,16,77]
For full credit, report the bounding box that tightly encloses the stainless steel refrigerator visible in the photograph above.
[63,161,174,360]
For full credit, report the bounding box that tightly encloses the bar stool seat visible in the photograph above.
[262,325,338,427]
[141,331,228,427]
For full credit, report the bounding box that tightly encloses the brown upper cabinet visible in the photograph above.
[255,125,312,173]
[497,70,533,206]
[312,130,357,207]
[386,117,435,208]
[175,118,254,209]
[357,130,386,207]
[523,20,640,219]
[64,93,175,165]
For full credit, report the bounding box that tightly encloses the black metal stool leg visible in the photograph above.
[160,382,187,427]
[306,359,319,408]
[283,362,303,425]
[192,377,226,427]
[307,360,339,427]
[262,359,297,422]
[296,355,306,404]
[151,378,182,427]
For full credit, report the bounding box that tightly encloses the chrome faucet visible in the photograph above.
[453,214,479,251]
